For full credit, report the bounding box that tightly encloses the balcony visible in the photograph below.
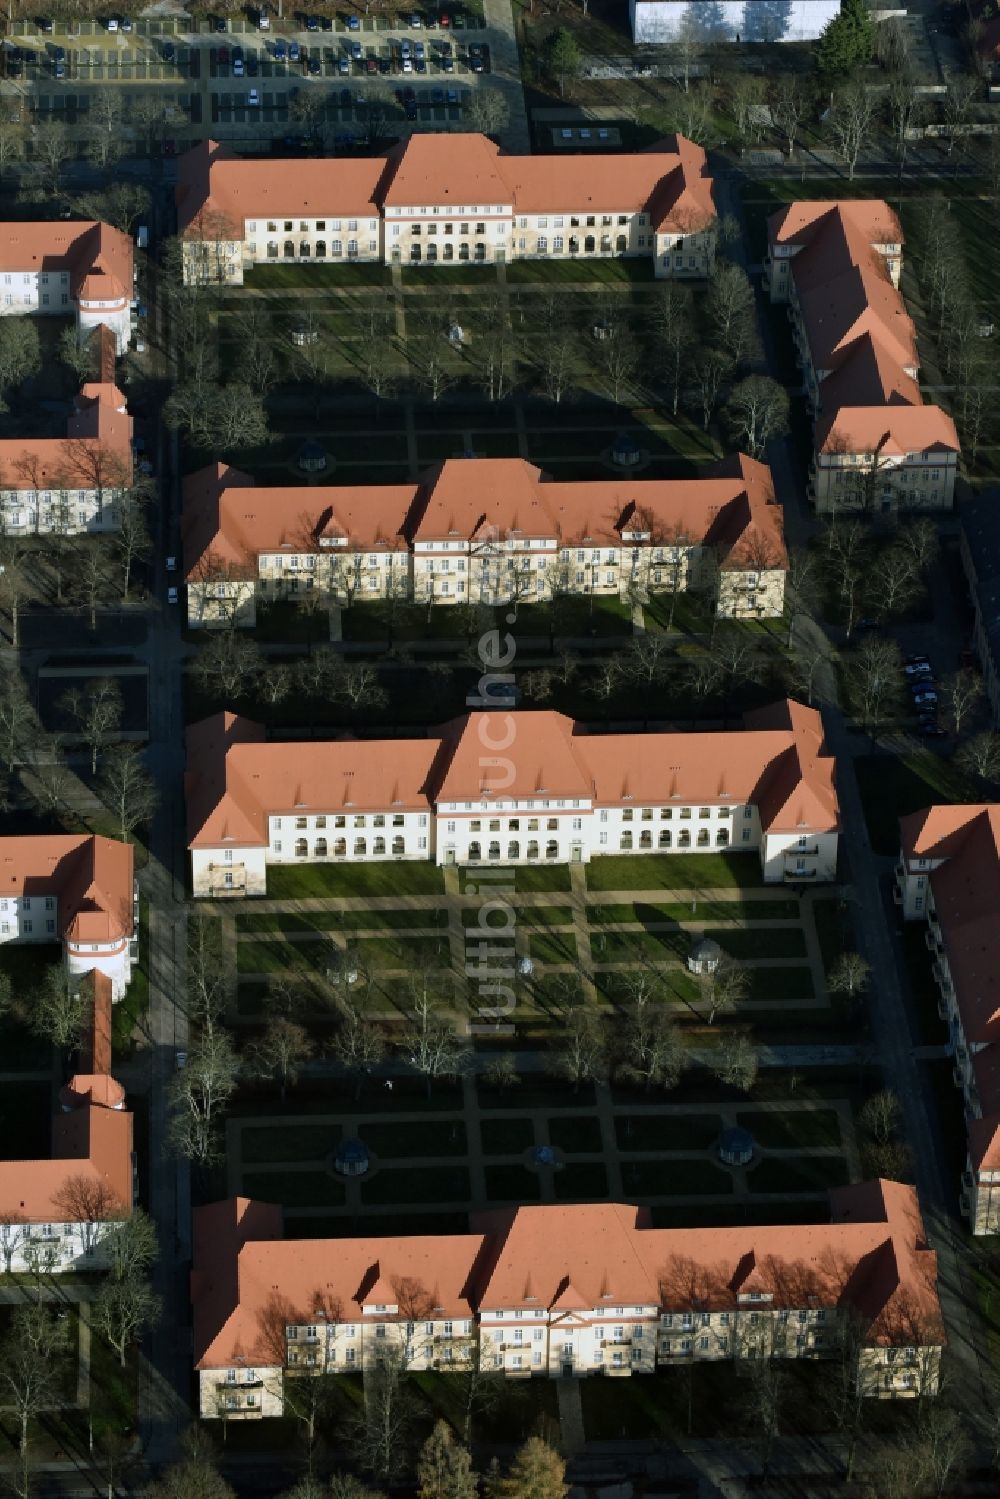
[785,845,818,858]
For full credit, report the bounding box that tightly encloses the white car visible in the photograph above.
[106,16,118,30]
[134,335,146,353]
[402,56,413,71]
[167,586,179,605]
[233,57,244,76]
[257,8,270,27]
[248,87,260,105]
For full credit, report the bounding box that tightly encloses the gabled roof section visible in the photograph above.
[431,711,592,804]
[381,132,512,207]
[0,835,133,944]
[817,403,959,459]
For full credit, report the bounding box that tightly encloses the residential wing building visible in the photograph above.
[185,700,839,896]
[0,382,134,535]
[0,220,134,355]
[191,1183,943,1419]
[181,455,786,628]
[0,833,137,998]
[175,133,716,282]
[764,201,959,515]
[896,805,1000,1234]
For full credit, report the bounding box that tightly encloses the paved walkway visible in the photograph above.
[481,0,529,152]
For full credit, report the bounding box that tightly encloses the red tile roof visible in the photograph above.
[182,455,785,575]
[176,134,715,241]
[186,701,837,848]
[0,834,133,944]
[192,1182,942,1371]
[0,1104,132,1224]
[0,220,132,303]
[0,381,132,492]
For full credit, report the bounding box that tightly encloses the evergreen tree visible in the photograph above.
[418,1421,478,1499]
[817,0,875,76]
[501,1438,568,1499]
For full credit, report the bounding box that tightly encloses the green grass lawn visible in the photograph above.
[360,1165,471,1205]
[588,899,798,924]
[620,1158,733,1196]
[479,1116,535,1155]
[853,752,972,856]
[546,1114,604,1153]
[747,1156,851,1193]
[810,898,851,978]
[265,862,445,898]
[241,1170,347,1207]
[463,904,573,928]
[237,909,448,934]
[511,865,573,893]
[483,1163,542,1201]
[747,966,815,1002]
[359,1119,468,1158]
[553,1161,609,1199]
[240,1123,340,1164]
[736,1109,842,1149]
[506,257,656,284]
[586,854,764,891]
[246,262,390,289]
[614,1113,721,1151]
[527,929,579,965]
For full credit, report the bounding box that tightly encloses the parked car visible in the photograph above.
[405,100,418,118]
[431,84,443,102]
[247,54,259,74]
[53,58,64,76]
[106,16,119,31]
[214,15,227,30]
[912,690,938,707]
[338,53,350,72]
[410,10,423,23]
[378,56,390,73]
[289,40,301,60]
[309,55,321,73]
[258,9,270,28]
[167,586,179,605]
[248,86,260,103]
[440,10,450,23]
[402,55,413,71]
[273,39,287,59]
[40,18,54,31]
[351,39,362,58]
[306,13,320,29]
[163,40,176,61]
[166,555,178,572]
[233,56,244,75]
[365,55,377,72]
[322,16,333,29]
[414,39,425,59]
[446,85,457,100]
[347,12,361,28]
[121,17,133,32]
[917,721,946,738]
[442,54,454,70]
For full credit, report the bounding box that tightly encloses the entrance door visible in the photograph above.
[570,843,583,863]
[445,847,455,866]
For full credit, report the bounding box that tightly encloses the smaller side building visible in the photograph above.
[630,0,841,43]
[895,804,1000,1233]
[0,973,134,1273]
[0,382,134,536]
[0,221,134,355]
[0,833,137,998]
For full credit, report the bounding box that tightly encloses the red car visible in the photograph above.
[218,44,229,62]
[440,11,450,23]
[365,55,377,72]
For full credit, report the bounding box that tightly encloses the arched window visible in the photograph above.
[315,838,328,858]
[697,829,710,847]
[373,837,386,855]
[354,838,367,857]
[678,830,691,848]
[508,840,520,860]
[469,841,481,862]
[716,828,729,847]
[410,244,422,261]
[334,838,346,857]
[299,241,310,257]
[475,242,486,261]
[620,831,633,850]
[315,241,326,258]
[569,236,579,254]
[527,840,539,860]
[489,841,501,860]
[659,830,671,849]
[392,837,405,855]
[427,243,438,262]
[284,240,295,258]
[294,838,307,858]
[584,235,595,253]
[546,840,559,859]
[443,242,454,260]
[639,831,652,849]
[459,243,469,261]
[616,234,627,252]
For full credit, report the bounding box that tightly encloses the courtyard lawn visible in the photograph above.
[241,1170,347,1208]
[546,1114,604,1153]
[620,1159,733,1196]
[358,1119,468,1158]
[237,909,449,934]
[614,1113,721,1152]
[479,1116,535,1155]
[748,1156,851,1194]
[246,262,390,289]
[506,258,656,284]
[748,966,814,1002]
[595,925,806,963]
[736,1109,842,1150]
[360,1165,471,1205]
[527,929,579,965]
[483,1164,542,1201]
[595,965,702,1007]
[588,898,799,925]
[552,1162,609,1199]
[463,905,573,928]
[512,865,573,893]
[810,898,849,977]
[586,854,764,891]
[239,1124,340,1164]
[265,862,445,898]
